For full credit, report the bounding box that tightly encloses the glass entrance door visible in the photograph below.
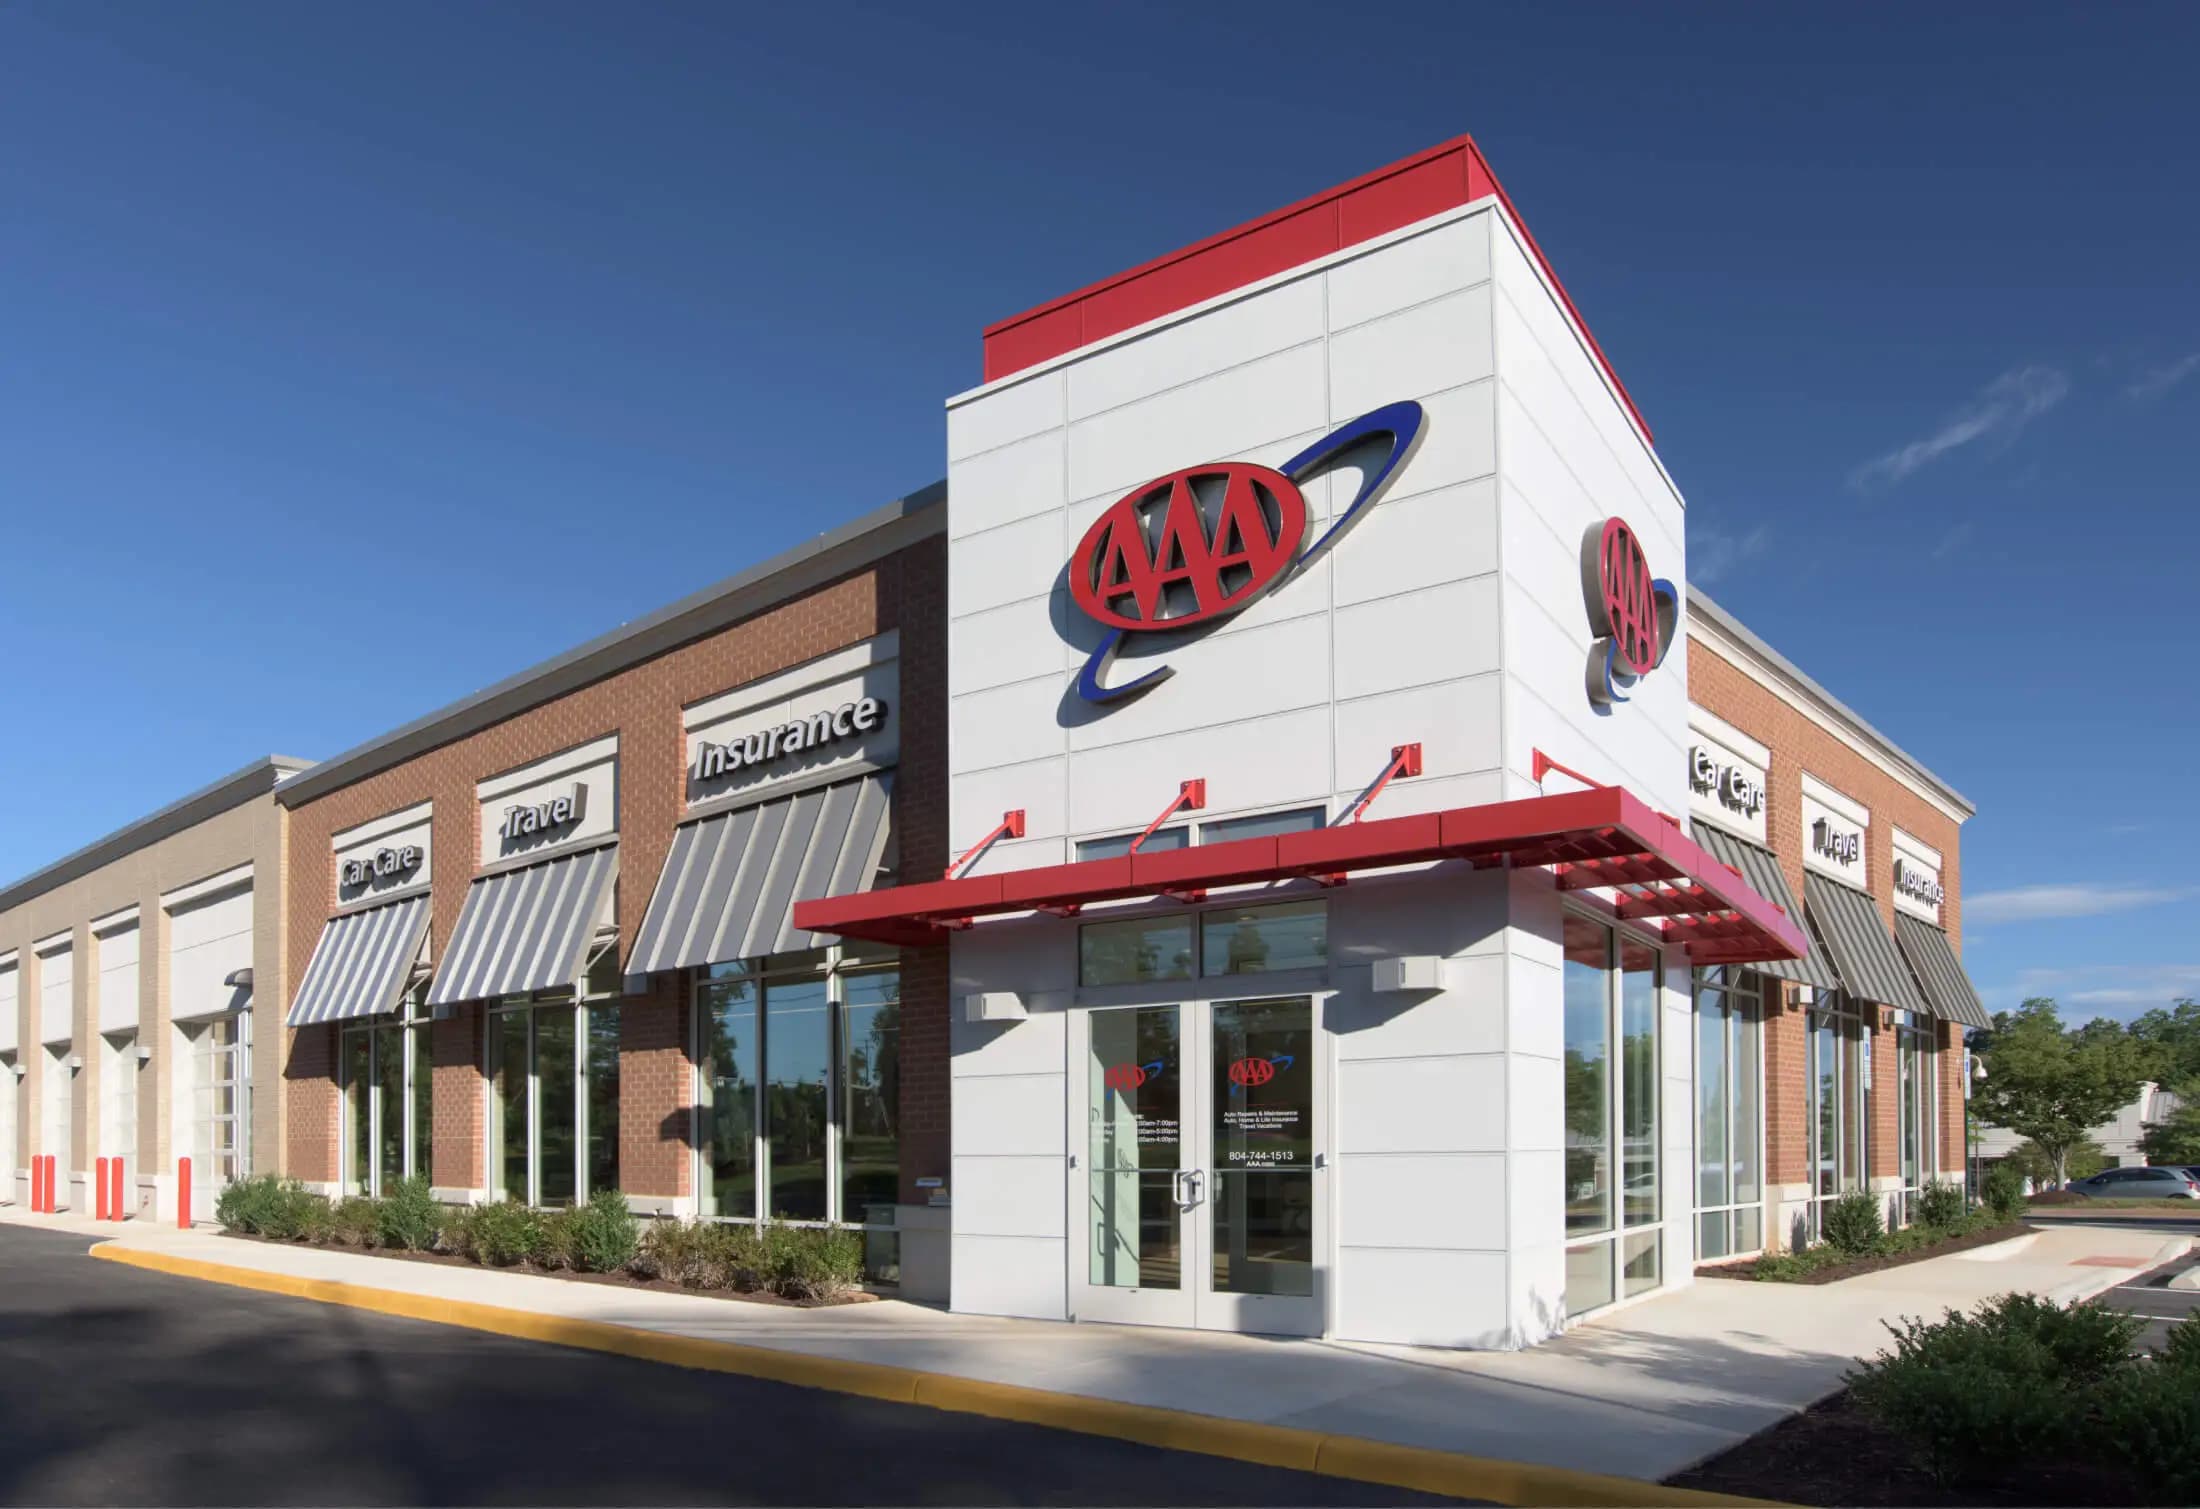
[1073,996,1323,1336]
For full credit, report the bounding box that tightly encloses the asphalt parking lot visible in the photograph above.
[2088,1240,2199,1353]
[0,1225,1469,1507]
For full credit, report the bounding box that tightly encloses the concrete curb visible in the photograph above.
[2169,1265,2200,1292]
[90,1243,1783,1508]
[2047,1236,2196,1306]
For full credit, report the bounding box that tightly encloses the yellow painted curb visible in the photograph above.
[91,1243,1785,1507]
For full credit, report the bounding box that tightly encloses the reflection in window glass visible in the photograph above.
[1565,1240,1614,1317]
[765,976,830,1220]
[1076,827,1188,862]
[700,971,758,1220]
[1200,807,1325,844]
[587,1006,620,1198]
[842,969,900,1223]
[1201,901,1326,976]
[494,1011,529,1202]
[1563,917,1612,1238]
[536,1009,577,1208]
[1622,1229,1660,1298]
[1620,937,1659,1228]
[1080,915,1195,986]
[1210,998,1314,1297]
[374,1023,404,1193]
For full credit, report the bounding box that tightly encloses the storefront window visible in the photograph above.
[1895,1018,1937,1224]
[488,985,619,1208]
[1693,969,1764,1260]
[184,1015,246,1191]
[696,950,903,1273]
[343,985,430,1198]
[1805,992,1872,1238]
[1564,915,1664,1317]
[100,1031,138,1179]
[1081,916,1195,986]
[1201,901,1326,976]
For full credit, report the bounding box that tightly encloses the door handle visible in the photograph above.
[1175,1169,1204,1209]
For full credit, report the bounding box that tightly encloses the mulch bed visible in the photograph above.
[1666,1388,2137,1507]
[219,1230,878,1308]
[1694,1221,2033,1285]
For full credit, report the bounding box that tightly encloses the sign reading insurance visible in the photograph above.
[1064,402,1424,703]
[691,697,888,781]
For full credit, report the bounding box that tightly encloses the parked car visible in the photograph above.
[2065,1166,2200,1200]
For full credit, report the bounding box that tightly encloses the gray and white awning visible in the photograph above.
[1690,821,1838,990]
[1802,872,1929,1016]
[630,774,892,975]
[287,893,432,1027]
[427,842,619,1008]
[1893,912,1992,1029]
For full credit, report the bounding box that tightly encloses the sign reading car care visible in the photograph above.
[692,697,886,781]
[1686,717,1769,843]
[340,846,421,890]
[1581,518,1679,707]
[333,802,433,905]
[477,735,619,864]
[1800,774,1869,886]
[1064,402,1425,704]
[1891,828,1946,923]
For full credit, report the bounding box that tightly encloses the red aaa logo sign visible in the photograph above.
[1069,465,1306,631]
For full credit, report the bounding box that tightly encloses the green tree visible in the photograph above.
[2126,998,2200,1092]
[2003,1136,2105,1188]
[1972,999,2149,1187]
[2139,1103,2200,1166]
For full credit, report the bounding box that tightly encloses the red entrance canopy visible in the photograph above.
[793,786,1810,965]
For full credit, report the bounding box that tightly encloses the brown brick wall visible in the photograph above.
[1689,635,1971,1203]
[283,535,949,1203]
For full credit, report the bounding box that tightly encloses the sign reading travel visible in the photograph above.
[1800,778,1870,884]
[1810,817,1861,867]
[692,697,887,782]
[1064,401,1425,703]
[1581,518,1679,706]
[499,782,586,844]
[340,845,421,890]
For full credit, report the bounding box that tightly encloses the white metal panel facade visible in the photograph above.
[0,955,16,1056]
[37,941,73,1047]
[96,918,141,1036]
[942,198,1695,1349]
[168,879,254,1022]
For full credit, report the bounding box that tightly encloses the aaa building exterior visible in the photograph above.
[0,136,1988,1350]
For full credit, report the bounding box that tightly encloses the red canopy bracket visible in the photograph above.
[1130,779,1207,854]
[1344,743,1422,824]
[1531,748,1608,794]
[946,809,1026,881]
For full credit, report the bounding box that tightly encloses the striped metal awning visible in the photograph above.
[1893,912,1992,1029]
[1690,821,1838,990]
[287,893,432,1027]
[630,774,892,975]
[1803,872,1929,1015]
[427,842,619,1007]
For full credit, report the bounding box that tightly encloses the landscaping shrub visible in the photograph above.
[1914,1180,1966,1231]
[2091,1357,2200,1504]
[377,1175,441,1252]
[467,1200,546,1266]
[1983,1162,2027,1222]
[765,1224,865,1301]
[1849,1307,2070,1481]
[215,1174,284,1234]
[330,1196,383,1248]
[437,1206,477,1261]
[538,1208,580,1270]
[2156,1315,2200,1375]
[1978,1293,2139,1384]
[634,1216,711,1285]
[1821,1190,1885,1254]
[296,1194,337,1244]
[567,1189,640,1274]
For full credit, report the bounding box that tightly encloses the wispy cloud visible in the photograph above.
[1930,522,1974,559]
[1850,365,2070,490]
[1690,523,1770,584]
[1967,883,2192,925]
[2129,351,2200,400]
[2106,822,2148,836]
[1983,963,2200,1020]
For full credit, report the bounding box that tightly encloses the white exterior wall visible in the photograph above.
[943,199,1689,1348]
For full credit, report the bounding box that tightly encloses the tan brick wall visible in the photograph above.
[283,538,949,1202]
[1689,635,1971,1202]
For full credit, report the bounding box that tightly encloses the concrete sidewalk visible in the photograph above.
[5,1206,2186,1488]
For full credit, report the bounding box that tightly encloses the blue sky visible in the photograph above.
[4,3,2194,1024]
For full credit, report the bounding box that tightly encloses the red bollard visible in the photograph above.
[177,1156,191,1229]
[96,1158,109,1220]
[37,1155,52,1214]
[111,1159,126,1221]
[27,1158,38,1213]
